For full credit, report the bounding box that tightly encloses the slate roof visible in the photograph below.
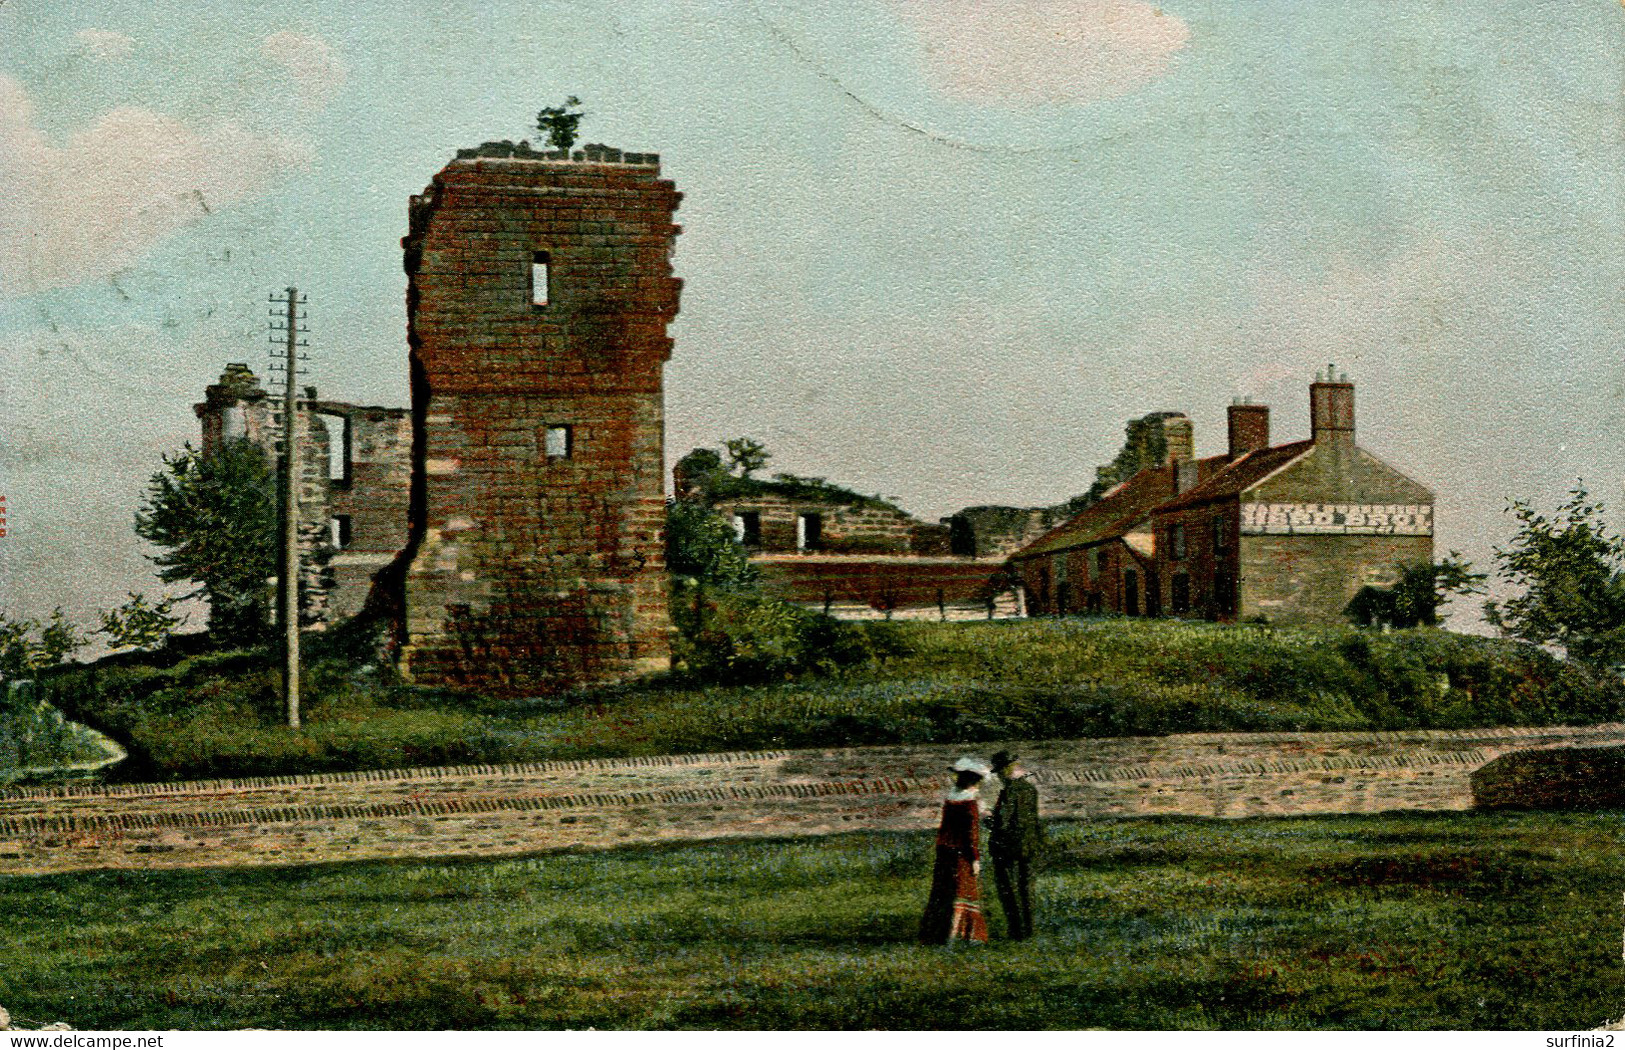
[1011,442,1324,561]
[1014,456,1222,559]
[1153,440,1314,514]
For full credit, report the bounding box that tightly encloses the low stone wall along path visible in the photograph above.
[3,723,1623,876]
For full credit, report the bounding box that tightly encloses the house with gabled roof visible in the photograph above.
[1008,412,1235,616]
[1009,371,1434,623]
[1152,370,1433,622]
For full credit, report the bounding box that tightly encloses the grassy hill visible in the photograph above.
[35,618,1623,783]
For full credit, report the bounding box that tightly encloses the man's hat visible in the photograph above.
[949,756,991,777]
[990,750,1018,772]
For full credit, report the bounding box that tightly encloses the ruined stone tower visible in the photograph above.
[392,141,682,693]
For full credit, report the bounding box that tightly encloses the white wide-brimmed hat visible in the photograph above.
[949,756,991,776]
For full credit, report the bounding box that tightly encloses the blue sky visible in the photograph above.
[1,0,1622,625]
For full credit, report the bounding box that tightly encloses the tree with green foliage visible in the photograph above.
[134,440,277,647]
[536,96,584,151]
[97,592,186,652]
[673,447,730,501]
[666,498,759,590]
[1484,485,1625,667]
[1345,552,1486,629]
[0,609,85,681]
[724,437,770,479]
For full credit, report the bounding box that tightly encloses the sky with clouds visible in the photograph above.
[0,0,1622,628]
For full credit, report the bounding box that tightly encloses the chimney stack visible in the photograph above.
[1309,365,1354,451]
[1227,400,1270,458]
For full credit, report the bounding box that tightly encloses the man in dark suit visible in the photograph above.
[988,749,1043,940]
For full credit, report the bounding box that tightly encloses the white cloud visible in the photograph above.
[74,28,136,60]
[886,0,1190,105]
[260,31,347,110]
[0,75,312,295]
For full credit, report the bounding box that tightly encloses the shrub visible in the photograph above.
[670,585,903,684]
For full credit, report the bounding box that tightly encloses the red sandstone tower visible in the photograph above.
[393,141,682,693]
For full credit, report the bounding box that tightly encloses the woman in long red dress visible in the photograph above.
[919,756,991,945]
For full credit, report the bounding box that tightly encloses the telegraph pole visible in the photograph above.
[269,287,308,729]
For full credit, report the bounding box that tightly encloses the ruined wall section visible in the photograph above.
[316,403,412,621]
[709,493,919,554]
[196,367,343,626]
[395,146,681,693]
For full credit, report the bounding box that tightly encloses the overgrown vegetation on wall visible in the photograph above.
[673,444,906,513]
[665,481,893,683]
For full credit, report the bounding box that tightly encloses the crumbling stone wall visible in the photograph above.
[196,367,413,625]
[389,143,682,694]
[947,506,1061,559]
[710,493,920,555]
[318,403,412,620]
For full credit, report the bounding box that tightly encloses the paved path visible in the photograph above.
[2,723,1622,876]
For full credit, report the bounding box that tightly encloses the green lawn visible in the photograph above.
[40,618,1625,783]
[4,810,1621,1030]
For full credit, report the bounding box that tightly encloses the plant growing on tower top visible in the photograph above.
[536,96,585,151]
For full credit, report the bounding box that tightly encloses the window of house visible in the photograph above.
[796,513,823,551]
[1123,568,1139,616]
[1089,547,1103,578]
[1211,516,1226,551]
[734,511,761,547]
[330,514,352,550]
[543,425,572,460]
[531,251,551,307]
[1169,523,1186,560]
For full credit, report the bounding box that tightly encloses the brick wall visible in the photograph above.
[1012,537,1154,617]
[751,555,1010,615]
[1155,501,1239,619]
[391,147,681,694]
[8,725,1624,876]
[1238,533,1433,622]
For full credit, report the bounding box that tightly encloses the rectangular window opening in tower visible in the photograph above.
[531,251,551,307]
[543,425,572,460]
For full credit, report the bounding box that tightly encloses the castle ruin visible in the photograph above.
[380,142,683,693]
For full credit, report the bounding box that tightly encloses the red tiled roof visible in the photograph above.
[1012,462,1183,559]
[1153,440,1314,514]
